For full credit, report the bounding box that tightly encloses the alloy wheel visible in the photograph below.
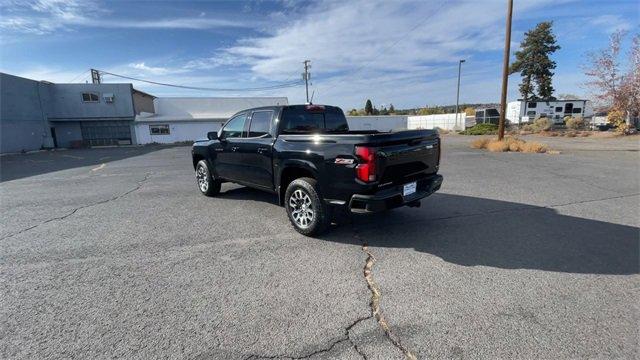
[289,189,314,228]
[196,165,209,192]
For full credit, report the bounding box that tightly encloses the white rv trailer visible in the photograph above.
[506,99,593,125]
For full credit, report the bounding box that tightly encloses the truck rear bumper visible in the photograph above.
[348,174,443,213]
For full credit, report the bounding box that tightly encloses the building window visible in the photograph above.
[149,124,170,135]
[82,92,100,102]
[527,102,537,108]
[526,111,536,117]
[572,108,582,114]
[555,106,563,112]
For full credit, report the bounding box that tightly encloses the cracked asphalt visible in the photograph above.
[1,135,638,359]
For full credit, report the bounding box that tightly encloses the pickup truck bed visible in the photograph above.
[192,104,442,235]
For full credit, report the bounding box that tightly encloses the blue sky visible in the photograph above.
[0,0,637,109]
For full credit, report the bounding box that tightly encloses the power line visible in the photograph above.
[95,69,303,92]
[67,68,89,83]
[317,0,450,95]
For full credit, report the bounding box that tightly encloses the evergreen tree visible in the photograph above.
[388,104,395,114]
[365,99,373,115]
[509,21,560,100]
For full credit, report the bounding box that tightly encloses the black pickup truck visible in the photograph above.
[192,104,442,235]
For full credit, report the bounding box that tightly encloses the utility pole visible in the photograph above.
[497,0,513,140]
[90,69,101,84]
[455,59,465,130]
[302,60,311,103]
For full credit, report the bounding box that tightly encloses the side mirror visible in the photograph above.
[207,131,218,140]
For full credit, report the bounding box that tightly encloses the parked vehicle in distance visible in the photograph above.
[475,108,500,125]
[192,104,443,235]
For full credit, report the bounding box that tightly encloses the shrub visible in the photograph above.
[470,136,550,154]
[508,140,524,152]
[607,109,626,130]
[520,141,548,153]
[486,140,509,152]
[460,123,498,135]
[471,137,491,149]
[533,117,553,131]
[565,116,585,130]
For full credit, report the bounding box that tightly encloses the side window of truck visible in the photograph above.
[220,113,247,139]
[248,111,273,137]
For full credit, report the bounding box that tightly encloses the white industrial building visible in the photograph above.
[134,97,288,144]
[507,99,593,125]
[407,113,473,131]
[346,115,408,131]
[346,113,475,132]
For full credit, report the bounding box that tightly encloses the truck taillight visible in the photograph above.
[355,146,376,182]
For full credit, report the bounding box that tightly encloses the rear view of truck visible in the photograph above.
[193,103,442,236]
[346,130,443,213]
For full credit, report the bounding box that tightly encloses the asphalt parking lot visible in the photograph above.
[1,135,638,359]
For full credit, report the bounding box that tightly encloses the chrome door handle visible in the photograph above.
[257,147,268,154]
[231,146,239,152]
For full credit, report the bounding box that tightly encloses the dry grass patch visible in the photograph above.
[486,140,509,152]
[520,141,548,153]
[471,137,491,149]
[471,136,550,154]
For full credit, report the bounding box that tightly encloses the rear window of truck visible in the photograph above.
[280,106,349,134]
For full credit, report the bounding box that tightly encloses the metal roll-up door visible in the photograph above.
[81,121,132,146]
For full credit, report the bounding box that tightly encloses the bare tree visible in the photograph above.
[620,35,640,120]
[583,30,625,110]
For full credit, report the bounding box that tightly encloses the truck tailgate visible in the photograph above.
[373,133,440,186]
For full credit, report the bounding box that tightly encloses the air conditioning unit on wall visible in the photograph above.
[103,93,114,103]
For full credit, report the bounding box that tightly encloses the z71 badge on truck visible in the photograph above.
[192,104,443,236]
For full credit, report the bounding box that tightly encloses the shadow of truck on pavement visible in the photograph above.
[214,187,639,275]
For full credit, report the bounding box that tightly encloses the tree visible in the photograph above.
[364,99,373,115]
[584,30,624,109]
[464,107,475,116]
[348,109,359,116]
[584,31,639,127]
[509,21,561,100]
[556,93,581,100]
[388,104,395,114]
[620,35,640,120]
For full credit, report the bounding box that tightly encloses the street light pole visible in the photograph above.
[455,59,465,130]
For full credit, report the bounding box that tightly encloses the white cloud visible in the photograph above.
[2,0,592,109]
[0,0,252,35]
[590,14,633,34]
[201,0,558,107]
[128,62,173,76]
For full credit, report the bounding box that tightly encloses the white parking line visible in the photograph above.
[92,163,106,171]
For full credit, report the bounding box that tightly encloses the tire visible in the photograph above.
[195,160,221,197]
[285,177,330,236]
